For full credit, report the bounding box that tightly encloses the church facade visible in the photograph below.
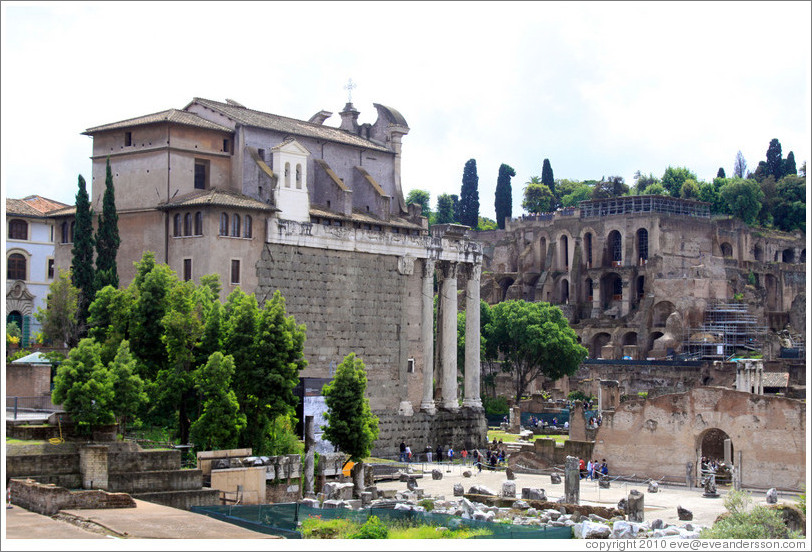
[50,98,487,455]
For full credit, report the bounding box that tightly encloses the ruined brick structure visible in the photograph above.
[477,196,805,361]
[52,98,487,457]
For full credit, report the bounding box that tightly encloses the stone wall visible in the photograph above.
[591,387,806,490]
[5,362,51,398]
[9,478,135,516]
[372,409,488,459]
[255,243,422,412]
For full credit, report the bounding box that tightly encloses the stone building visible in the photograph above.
[477,195,806,362]
[6,195,70,344]
[49,98,487,455]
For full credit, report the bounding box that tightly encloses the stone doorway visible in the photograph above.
[699,428,732,462]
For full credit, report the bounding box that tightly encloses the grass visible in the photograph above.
[6,437,49,445]
[488,429,568,445]
[299,516,492,539]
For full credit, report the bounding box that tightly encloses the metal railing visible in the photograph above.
[6,396,61,419]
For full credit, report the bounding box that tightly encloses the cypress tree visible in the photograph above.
[458,159,480,228]
[717,167,726,179]
[765,138,784,180]
[95,158,120,290]
[71,174,95,333]
[784,151,797,176]
[495,164,516,230]
[541,158,556,204]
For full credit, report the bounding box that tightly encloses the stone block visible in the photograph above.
[598,479,610,489]
[550,474,562,484]
[522,488,547,501]
[766,488,778,504]
[505,467,515,480]
[677,506,693,521]
[501,481,516,498]
[467,485,496,496]
[431,469,443,480]
[647,480,659,493]
[453,483,464,497]
[626,489,644,522]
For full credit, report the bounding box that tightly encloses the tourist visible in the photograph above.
[564,420,569,429]
[425,445,432,463]
[436,444,443,463]
[586,459,593,480]
[447,446,454,463]
[475,450,483,472]
[461,448,468,464]
[405,444,412,463]
[399,440,406,462]
[579,457,586,479]
[591,460,600,480]
[601,459,608,477]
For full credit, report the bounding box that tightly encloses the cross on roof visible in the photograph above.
[344,78,356,103]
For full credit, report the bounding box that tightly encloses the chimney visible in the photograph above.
[339,102,359,134]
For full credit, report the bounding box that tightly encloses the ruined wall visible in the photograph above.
[255,243,423,413]
[591,387,805,490]
[9,478,135,516]
[372,410,488,459]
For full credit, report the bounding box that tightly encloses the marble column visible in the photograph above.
[420,259,436,414]
[463,263,483,409]
[440,261,459,410]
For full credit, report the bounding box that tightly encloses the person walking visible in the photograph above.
[447,446,454,463]
[399,440,406,462]
[436,444,443,463]
[425,445,432,463]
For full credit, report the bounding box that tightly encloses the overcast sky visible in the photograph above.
[2,1,810,220]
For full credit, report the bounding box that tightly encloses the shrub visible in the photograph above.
[350,515,389,539]
[700,490,803,539]
[418,498,435,512]
[482,395,509,416]
[8,348,32,362]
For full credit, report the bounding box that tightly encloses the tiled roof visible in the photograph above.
[158,188,278,212]
[84,109,234,135]
[762,372,789,388]
[6,196,70,217]
[309,206,423,229]
[45,206,77,217]
[187,98,392,153]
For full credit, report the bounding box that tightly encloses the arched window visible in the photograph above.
[244,215,252,238]
[284,162,291,188]
[7,253,26,280]
[194,212,203,236]
[61,221,70,243]
[637,228,649,264]
[173,214,182,237]
[584,233,593,267]
[607,230,622,266]
[559,235,569,269]
[231,214,241,237]
[9,219,28,240]
[296,164,302,189]
[219,213,229,236]
[184,213,192,236]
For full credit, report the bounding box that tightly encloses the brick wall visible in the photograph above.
[373,409,488,459]
[9,478,135,516]
[5,363,52,397]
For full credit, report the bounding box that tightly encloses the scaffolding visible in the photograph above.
[579,195,711,219]
[683,301,768,360]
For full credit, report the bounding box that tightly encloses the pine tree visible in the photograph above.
[71,174,95,334]
[765,138,784,180]
[541,158,556,204]
[95,158,120,290]
[495,164,516,230]
[458,159,480,228]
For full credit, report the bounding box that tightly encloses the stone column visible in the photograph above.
[564,456,580,504]
[620,279,630,316]
[440,261,459,410]
[303,416,315,497]
[420,259,436,414]
[627,489,644,522]
[463,263,482,409]
[591,279,601,318]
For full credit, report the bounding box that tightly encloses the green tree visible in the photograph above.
[108,340,147,433]
[765,138,784,180]
[680,178,701,199]
[87,285,134,364]
[700,490,802,539]
[661,166,697,197]
[35,269,82,348]
[773,174,806,232]
[495,164,515,229]
[733,151,747,179]
[717,167,726,179]
[784,151,797,176]
[591,176,629,200]
[484,300,587,403]
[632,171,659,194]
[71,174,95,334]
[719,179,764,225]
[458,159,480,228]
[477,216,498,231]
[643,182,669,196]
[94,158,120,291]
[450,194,460,223]
[560,182,594,206]
[405,189,431,218]
[522,182,555,214]
[52,338,116,434]
[541,159,556,205]
[698,182,724,214]
[322,353,379,496]
[756,176,778,226]
[189,352,246,451]
[435,194,456,224]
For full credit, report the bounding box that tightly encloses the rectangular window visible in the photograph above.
[230,259,240,285]
[407,358,415,373]
[258,148,265,161]
[183,259,192,282]
[223,139,230,153]
[47,259,55,280]
[194,161,208,190]
[125,131,132,146]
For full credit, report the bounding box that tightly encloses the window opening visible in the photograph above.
[194,212,203,235]
[9,219,28,240]
[231,214,241,237]
[244,215,252,238]
[183,213,192,236]
[231,259,240,285]
[183,259,192,282]
[219,213,229,236]
[7,253,26,280]
[173,214,182,237]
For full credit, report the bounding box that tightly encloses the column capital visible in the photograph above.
[440,260,459,280]
[423,258,436,279]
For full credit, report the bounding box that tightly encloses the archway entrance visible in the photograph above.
[698,428,734,484]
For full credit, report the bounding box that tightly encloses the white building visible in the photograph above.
[5,195,69,345]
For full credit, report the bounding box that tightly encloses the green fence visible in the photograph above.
[191,502,572,539]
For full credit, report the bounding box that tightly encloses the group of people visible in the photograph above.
[578,458,609,480]
[587,415,603,429]
[399,441,476,464]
